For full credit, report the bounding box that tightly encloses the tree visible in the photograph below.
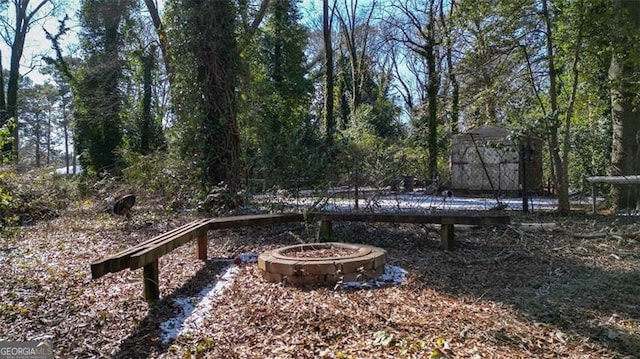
[41,44,79,174]
[531,0,611,214]
[454,0,537,127]
[18,80,57,167]
[120,8,166,156]
[242,0,314,186]
[334,0,376,120]
[141,0,172,86]
[74,0,131,174]
[166,0,242,196]
[386,0,442,178]
[323,0,336,155]
[610,0,640,210]
[0,0,58,162]
[437,0,459,134]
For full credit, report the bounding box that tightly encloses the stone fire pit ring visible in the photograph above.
[258,242,387,285]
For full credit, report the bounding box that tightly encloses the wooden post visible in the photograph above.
[143,260,160,303]
[196,234,208,260]
[441,219,455,251]
[520,141,529,213]
[592,183,597,214]
[317,220,333,242]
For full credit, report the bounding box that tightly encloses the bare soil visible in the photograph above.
[0,202,639,358]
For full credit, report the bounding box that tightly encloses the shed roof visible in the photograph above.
[452,126,511,143]
[466,125,509,137]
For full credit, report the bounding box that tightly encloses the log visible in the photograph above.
[586,175,640,184]
[517,222,557,232]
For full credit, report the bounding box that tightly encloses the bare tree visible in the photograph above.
[0,0,58,163]
[384,0,442,178]
[334,0,377,118]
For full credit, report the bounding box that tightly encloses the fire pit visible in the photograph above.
[258,242,387,285]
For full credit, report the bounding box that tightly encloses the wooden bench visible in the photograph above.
[310,212,510,251]
[90,213,304,303]
[90,211,509,303]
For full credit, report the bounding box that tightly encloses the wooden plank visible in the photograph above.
[196,234,208,260]
[129,213,304,270]
[143,260,160,303]
[90,218,211,279]
[307,212,509,226]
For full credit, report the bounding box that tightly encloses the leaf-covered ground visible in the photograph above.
[1,202,639,358]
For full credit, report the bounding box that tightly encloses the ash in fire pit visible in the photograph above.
[258,242,387,286]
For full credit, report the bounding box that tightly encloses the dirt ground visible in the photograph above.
[0,202,639,358]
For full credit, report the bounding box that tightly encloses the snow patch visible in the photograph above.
[235,252,259,263]
[160,253,258,344]
[256,192,571,212]
[341,264,408,289]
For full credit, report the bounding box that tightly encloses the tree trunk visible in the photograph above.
[426,35,439,179]
[35,115,41,167]
[323,0,335,154]
[610,0,640,210]
[0,52,6,119]
[1,0,52,163]
[542,0,569,214]
[7,31,26,163]
[62,98,69,174]
[143,0,173,86]
[440,0,458,134]
[140,47,154,154]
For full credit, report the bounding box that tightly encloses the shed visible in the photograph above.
[450,126,542,193]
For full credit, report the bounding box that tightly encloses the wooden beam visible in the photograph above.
[129,227,208,270]
[307,212,509,226]
[143,260,160,303]
[207,213,304,229]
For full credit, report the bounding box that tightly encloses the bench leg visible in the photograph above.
[143,260,160,303]
[441,223,455,251]
[317,220,333,242]
[196,234,208,260]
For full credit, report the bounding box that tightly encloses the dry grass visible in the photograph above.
[0,202,639,358]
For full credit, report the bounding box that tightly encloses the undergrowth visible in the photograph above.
[0,166,79,228]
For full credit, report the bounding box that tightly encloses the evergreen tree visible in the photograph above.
[166,0,242,195]
[74,0,131,174]
[247,0,314,186]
